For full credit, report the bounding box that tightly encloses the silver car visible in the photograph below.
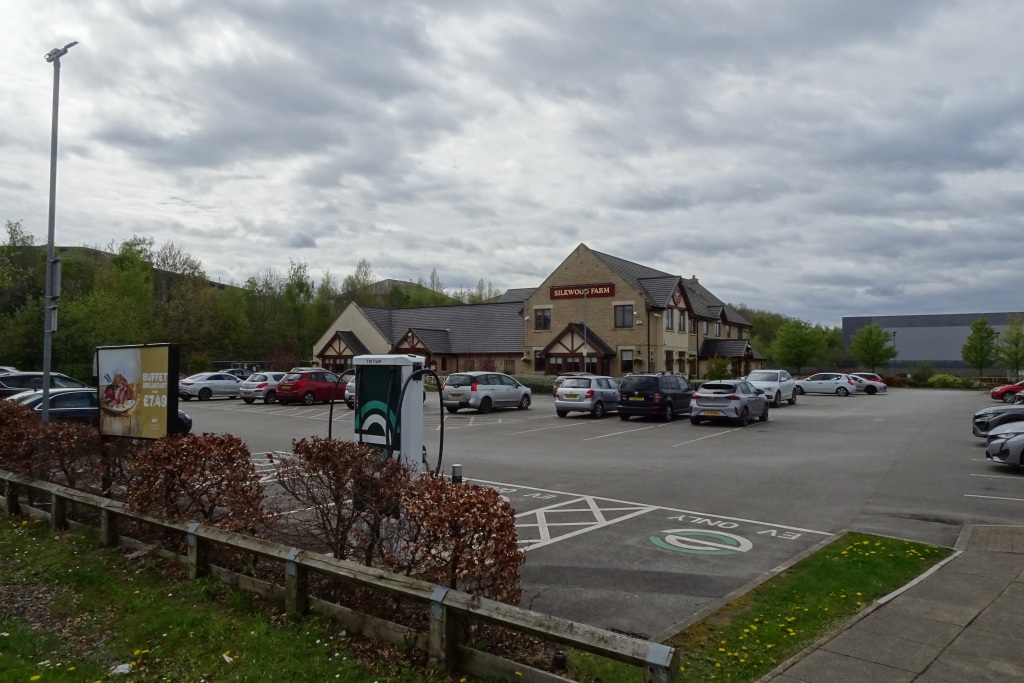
[987,432,1024,467]
[442,371,532,414]
[848,375,888,395]
[555,375,619,418]
[793,373,857,397]
[239,372,287,404]
[744,369,797,407]
[690,379,769,427]
[179,372,243,401]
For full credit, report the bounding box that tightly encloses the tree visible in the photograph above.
[5,219,35,246]
[154,241,205,278]
[342,259,379,306]
[848,324,897,372]
[770,320,825,374]
[962,316,999,378]
[997,316,1024,378]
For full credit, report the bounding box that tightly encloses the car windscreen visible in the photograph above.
[561,378,592,389]
[8,390,40,405]
[446,374,475,387]
[619,376,658,392]
[746,371,778,382]
[249,374,268,382]
[282,373,303,381]
[700,383,737,393]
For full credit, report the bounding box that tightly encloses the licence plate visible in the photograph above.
[450,392,463,398]
[564,393,579,399]
[241,391,253,397]
[704,410,722,416]
[629,397,645,401]
[280,385,292,390]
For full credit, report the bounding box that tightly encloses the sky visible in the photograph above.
[3,1,1023,327]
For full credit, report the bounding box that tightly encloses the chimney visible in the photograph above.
[689,276,699,284]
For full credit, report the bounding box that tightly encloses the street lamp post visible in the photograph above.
[582,288,588,374]
[891,331,897,378]
[41,41,78,422]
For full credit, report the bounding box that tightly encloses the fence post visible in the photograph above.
[49,483,67,531]
[644,643,679,683]
[428,585,456,671]
[100,499,118,547]
[284,547,308,615]
[187,522,206,579]
[2,475,20,515]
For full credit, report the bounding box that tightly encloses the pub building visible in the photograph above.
[313,243,762,379]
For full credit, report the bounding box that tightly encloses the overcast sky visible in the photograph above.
[3,1,1023,326]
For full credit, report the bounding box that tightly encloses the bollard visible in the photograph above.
[451,464,463,484]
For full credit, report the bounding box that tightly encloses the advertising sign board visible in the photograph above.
[96,344,179,439]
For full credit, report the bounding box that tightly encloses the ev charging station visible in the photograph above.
[352,354,425,475]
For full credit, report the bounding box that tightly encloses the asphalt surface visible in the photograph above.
[183,388,1022,638]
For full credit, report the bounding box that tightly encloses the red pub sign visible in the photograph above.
[549,283,616,299]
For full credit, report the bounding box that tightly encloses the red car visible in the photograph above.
[991,380,1024,403]
[276,369,347,405]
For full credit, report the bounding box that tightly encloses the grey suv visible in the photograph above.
[616,372,694,422]
[442,371,532,414]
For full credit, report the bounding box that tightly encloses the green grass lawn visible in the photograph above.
[0,516,951,683]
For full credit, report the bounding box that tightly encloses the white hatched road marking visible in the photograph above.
[969,473,1024,481]
[505,423,588,436]
[965,494,1024,502]
[672,429,741,447]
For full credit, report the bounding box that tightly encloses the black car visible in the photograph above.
[7,387,193,434]
[973,405,1024,438]
[0,371,90,399]
[616,372,694,422]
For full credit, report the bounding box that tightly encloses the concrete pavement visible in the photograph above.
[759,525,1024,681]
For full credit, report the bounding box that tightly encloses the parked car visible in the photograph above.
[851,372,885,384]
[224,368,255,380]
[345,377,356,408]
[984,421,1024,446]
[276,369,347,406]
[441,371,532,413]
[972,405,1024,439]
[743,369,797,407]
[0,365,17,374]
[554,375,619,418]
[552,372,596,395]
[239,372,288,404]
[7,387,192,433]
[0,371,90,399]
[848,375,888,395]
[616,372,694,422]
[179,372,243,401]
[986,432,1024,467]
[793,373,857,397]
[991,380,1024,403]
[690,379,769,426]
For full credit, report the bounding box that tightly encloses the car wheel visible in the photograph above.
[661,401,674,422]
[735,407,750,427]
[243,398,255,404]
[446,406,459,413]
[180,395,192,401]
[836,387,849,397]
[866,386,877,396]
[1003,392,1016,403]
[619,413,631,421]
[690,416,701,425]
[264,390,276,404]
[278,400,289,405]
[302,392,315,406]
[518,394,531,410]
[772,392,781,408]
[759,404,769,422]
[788,391,797,405]
[478,397,492,414]
[198,388,212,401]
[591,401,605,419]
[346,400,354,409]
[795,386,805,395]
[557,410,568,418]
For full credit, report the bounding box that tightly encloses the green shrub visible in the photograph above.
[911,362,935,385]
[514,374,556,394]
[927,374,981,390]
[705,357,730,380]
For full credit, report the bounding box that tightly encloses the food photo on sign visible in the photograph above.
[96,347,142,436]
[96,345,176,439]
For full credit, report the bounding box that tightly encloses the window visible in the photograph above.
[679,311,686,331]
[534,308,551,331]
[665,309,674,330]
[503,359,515,374]
[533,350,543,372]
[726,325,732,338]
[614,305,634,328]
[702,321,709,335]
[715,322,721,337]
[441,356,448,371]
[620,349,634,373]
[689,317,697,334]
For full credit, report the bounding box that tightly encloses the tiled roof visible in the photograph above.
[592,250,675,306]
[338,331,370,356]
[684,278,752,326]
[496,288,536,303]
[637,276,683,308]
[566,323,616,356]
[407,328,453,354]
[361,302,524,354]
[698,339,754,359]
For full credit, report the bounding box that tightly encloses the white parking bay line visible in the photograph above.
[672,429,740,447]
[583,424,658,440]
[965,494,1024,502]
[969,473,1024,482]
[506,423,588,436]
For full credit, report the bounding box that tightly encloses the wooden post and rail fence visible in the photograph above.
[0,468,679,683]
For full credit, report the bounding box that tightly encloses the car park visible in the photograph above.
[972,405,1024,438]
[239,372,288,404]
[690,379,769,426]
[848,375,887,395]
[793,373,857,396]
[616,372,694,422]
[743,369,796,407]
[179,372,243,401]
[554,375,619,418]
[441,371,532,413]
[7,387,192,433]
[987,432,1024,467]
[276,369,347,406]
[991,380,1024,403]
[552,372,596,395]
[0,371,90,399]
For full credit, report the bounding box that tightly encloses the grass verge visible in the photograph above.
[566,532,952,683]
[0,516,445,683]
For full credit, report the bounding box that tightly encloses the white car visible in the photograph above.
[239,372,287,404]
[848,375,888,396]
[743,369,797,407]
[179,372,243,401]
[793,373,857,397]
